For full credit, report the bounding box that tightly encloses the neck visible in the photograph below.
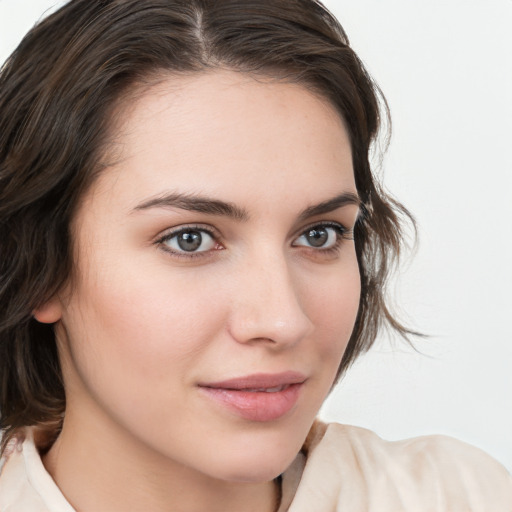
[41,409,281,512]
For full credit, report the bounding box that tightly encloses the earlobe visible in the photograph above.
[33,296,63,324]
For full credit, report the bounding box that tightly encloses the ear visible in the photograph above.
[33,296,63,324]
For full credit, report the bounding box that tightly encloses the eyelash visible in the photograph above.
[155,224,222,260]
[155,222,353,260]
[293,221,353,257]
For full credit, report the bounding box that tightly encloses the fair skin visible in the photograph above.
[36,70,361,512]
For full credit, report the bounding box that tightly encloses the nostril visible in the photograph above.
[227,303,313,348]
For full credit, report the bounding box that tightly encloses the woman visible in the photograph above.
[0,1,510,510]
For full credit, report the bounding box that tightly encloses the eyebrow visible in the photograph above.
[133,192,249,220]
[132,190,361,221]
[298,192,362,221]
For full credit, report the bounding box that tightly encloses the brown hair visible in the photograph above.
[0,0,414,453]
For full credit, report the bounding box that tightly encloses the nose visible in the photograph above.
[227,250,314,348]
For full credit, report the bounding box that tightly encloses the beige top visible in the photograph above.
[1,423,511,511]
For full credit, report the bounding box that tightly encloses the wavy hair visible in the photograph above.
[0,0,415,453]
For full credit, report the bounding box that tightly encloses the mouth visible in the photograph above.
[198,372,306,422]
[234,385,291,393]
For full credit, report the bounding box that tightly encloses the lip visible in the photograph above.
[198,371,306,422]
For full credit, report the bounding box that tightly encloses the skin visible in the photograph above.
[36,70,361,512]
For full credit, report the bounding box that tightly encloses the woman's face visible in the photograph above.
[46,70,361,482]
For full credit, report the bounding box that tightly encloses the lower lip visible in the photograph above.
[199,383,303,422]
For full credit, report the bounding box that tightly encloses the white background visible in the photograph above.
[1,0,510,471]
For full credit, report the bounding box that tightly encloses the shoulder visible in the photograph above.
[325,422,510,473]
[326,422,510,480]
[0,432,39,511]
[0,428,73,512]
[287,422,512,512]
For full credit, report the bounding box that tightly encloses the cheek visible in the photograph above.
[307,257,360,336]
[300,255,361,379]
[58,258,233,452]
[61,255,228,387]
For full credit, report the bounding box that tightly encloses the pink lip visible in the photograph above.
[198,372,306,422]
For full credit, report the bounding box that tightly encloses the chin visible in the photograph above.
[208,427,307,483]
[218,455,298,483]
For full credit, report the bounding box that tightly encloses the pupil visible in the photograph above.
[307,228,328,247]
[177,231,202,251]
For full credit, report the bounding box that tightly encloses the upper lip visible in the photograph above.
[200,371,307,390]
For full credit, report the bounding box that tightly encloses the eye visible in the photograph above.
[293,223,347,250]
[159,227,218,254]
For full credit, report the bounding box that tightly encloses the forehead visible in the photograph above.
[87,70,355,217]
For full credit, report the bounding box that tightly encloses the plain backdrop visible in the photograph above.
[1,0,511,472]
